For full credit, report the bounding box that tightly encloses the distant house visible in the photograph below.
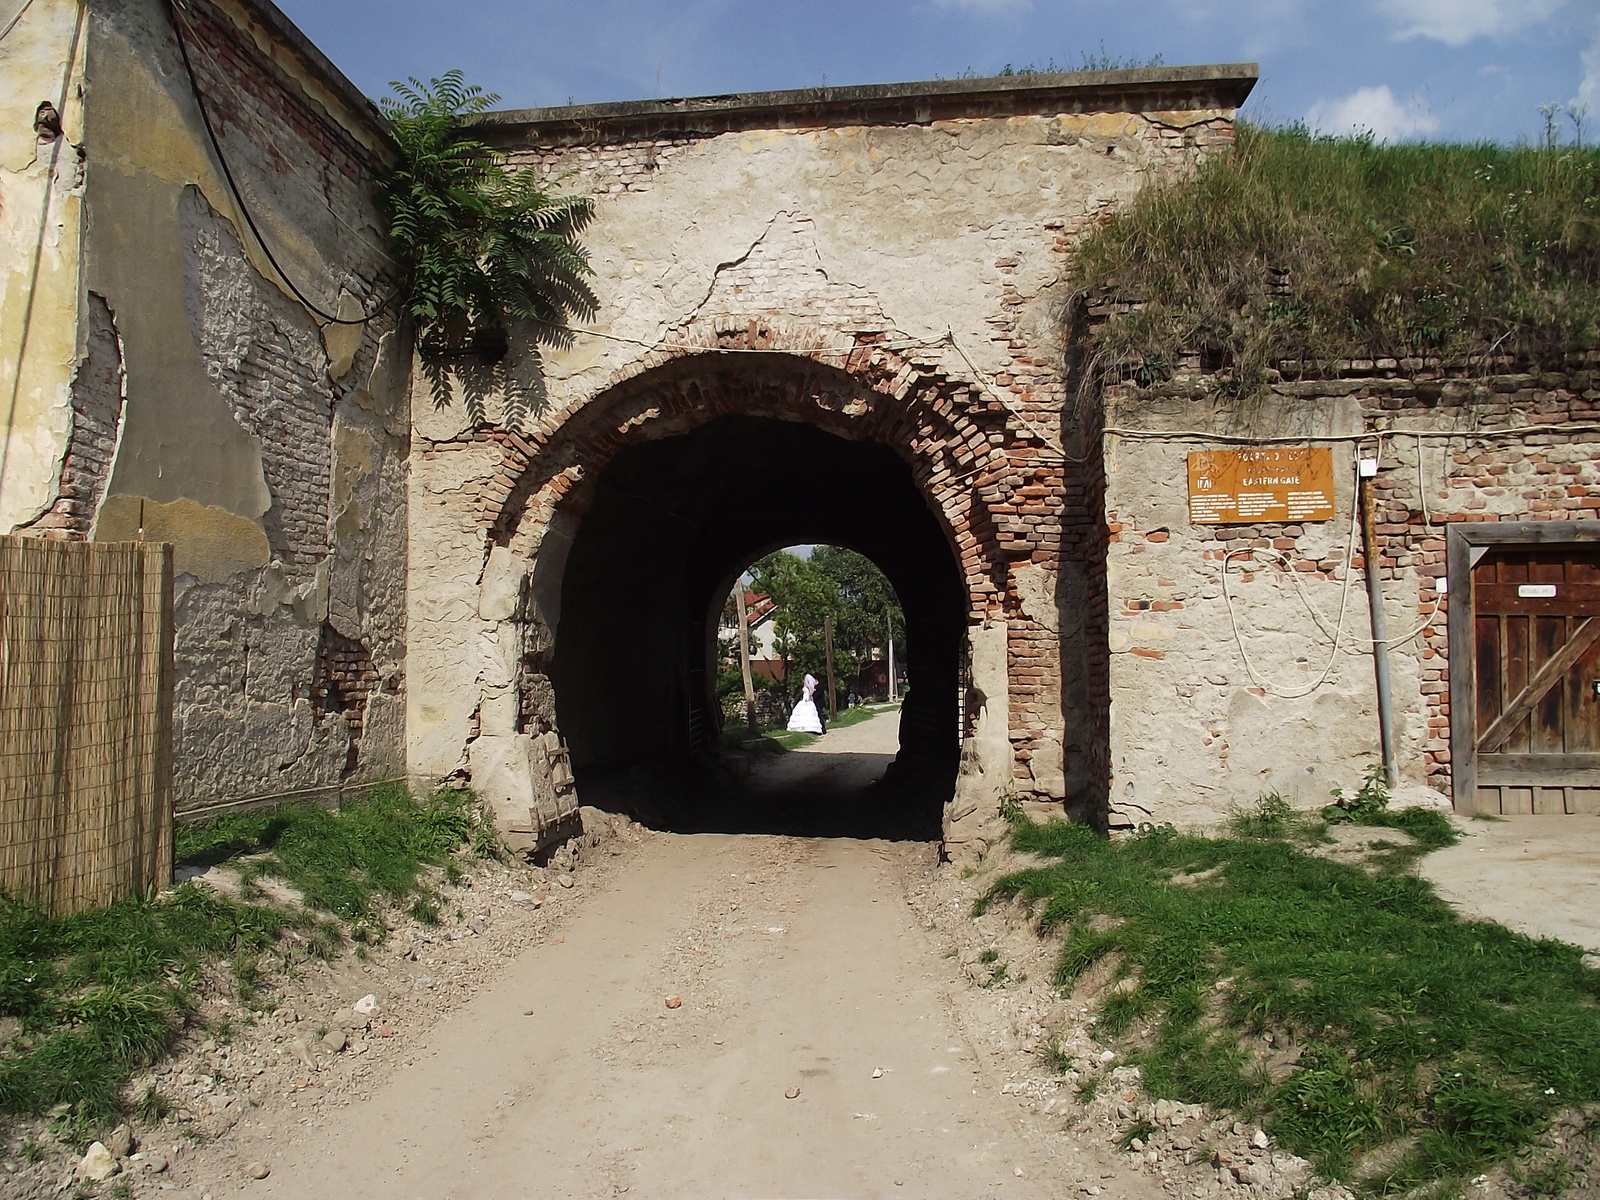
[723,590,785,683]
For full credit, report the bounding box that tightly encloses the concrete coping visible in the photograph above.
[478,64,1260,147]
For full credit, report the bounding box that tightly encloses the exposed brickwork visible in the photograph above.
[311,621,379,778]
[20,294,124,540]
[510,136,707,197]
[178,0,384,189]
[1101,352,1600,816]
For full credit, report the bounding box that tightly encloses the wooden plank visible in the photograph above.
[1567,624,1600,752]
[1532,616,1566,754]
[1475,615,1501,748]
[1503,615,1530,753]
[1569,787,1600,814]
[1535,786,1567,814]
[1479,752,1600,787]
[1474,583,1600,615]
[1479,617,1600,753]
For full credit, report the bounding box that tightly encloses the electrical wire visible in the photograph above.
[166,16,401,270]
[0,0,84,501]
[165,0,398,326]
[1219,463,1363,698]
[0,0,37,44]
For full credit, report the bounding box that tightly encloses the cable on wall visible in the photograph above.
[164,0,397,326]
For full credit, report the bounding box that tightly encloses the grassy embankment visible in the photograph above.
[0,785,486,1135]
[983,791,1600,1196]
[1073,124,1600,391]
[720,699,900,755]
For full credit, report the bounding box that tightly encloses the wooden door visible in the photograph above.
[1473,546,1600,813]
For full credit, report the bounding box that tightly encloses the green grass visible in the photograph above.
[0,785,485,1130]
[175,784,485,924]
[983,813,1600,1194]
[0,885,313,1124]
[1073,124,1600,392]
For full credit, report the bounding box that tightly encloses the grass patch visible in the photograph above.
[0,785,486,1130]
[0,885,312,1124]
[983,815,1600,1193]
[1072,125,1600,392]
[175,784,485,923]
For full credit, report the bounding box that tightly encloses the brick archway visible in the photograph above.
[481,324,1057,614]
[455,321,1089,852]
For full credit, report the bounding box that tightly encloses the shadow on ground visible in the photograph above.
[575,750,949,842]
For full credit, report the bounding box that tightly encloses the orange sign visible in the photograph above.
[1187,448,1336,525]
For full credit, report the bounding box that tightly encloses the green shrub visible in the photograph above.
[1072,125,1600,393]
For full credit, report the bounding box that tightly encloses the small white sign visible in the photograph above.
[1518,584,1558,598]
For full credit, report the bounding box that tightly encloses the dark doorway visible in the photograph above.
[551,415,965,836]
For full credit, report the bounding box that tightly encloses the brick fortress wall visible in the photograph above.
[399,103,1239,844]
[63,0,410,814]
[1099,352,1600,826]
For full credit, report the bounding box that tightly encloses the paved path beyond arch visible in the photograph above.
[257,712,1149,1199]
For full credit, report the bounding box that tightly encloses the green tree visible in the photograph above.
[809,546,905,678]
[380,71,597,346]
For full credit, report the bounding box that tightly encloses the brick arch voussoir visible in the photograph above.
[479,325,1030,610]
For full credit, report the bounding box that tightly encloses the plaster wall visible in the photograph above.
[1101,359,1600,828]
[0,0,86,533]
[3,0,409,813]
[404,86,1244,845]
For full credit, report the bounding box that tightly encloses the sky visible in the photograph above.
[275,0,1596,145]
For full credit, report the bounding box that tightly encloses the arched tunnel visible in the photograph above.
[551,414,966,835]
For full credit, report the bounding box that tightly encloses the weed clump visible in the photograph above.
[175,784,486,922]
[985,815,1600,1192]
[1324,763,1460,852]
[1071,125,1600,393]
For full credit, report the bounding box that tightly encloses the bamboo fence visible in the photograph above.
[0,536,174,914]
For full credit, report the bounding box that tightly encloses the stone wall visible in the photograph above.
[1,0,409,813]
[1099,354,1600,828]
[406,73,1251,846]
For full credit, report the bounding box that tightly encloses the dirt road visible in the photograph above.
[254,713,1138,1199]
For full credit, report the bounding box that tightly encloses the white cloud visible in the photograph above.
[932,0,1032,13]
[1376,0,1564,45]
[1580,10,1600,109]
[1306,85,1441,141]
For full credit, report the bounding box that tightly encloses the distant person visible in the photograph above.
[787,673,824,734]
[847,690,858,708]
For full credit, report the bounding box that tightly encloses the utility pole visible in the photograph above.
[1359,454,1398,787]
[735,585,757,732]
[824,614,837,722]
[885,611,896,702]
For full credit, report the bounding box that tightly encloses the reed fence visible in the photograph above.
[0,536,174,914]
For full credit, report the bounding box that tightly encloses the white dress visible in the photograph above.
[787,675,824,734]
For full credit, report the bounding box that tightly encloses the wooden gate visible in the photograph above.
[1449,522,1600,815]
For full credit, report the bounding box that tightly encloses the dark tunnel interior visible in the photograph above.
[551,415,966,837]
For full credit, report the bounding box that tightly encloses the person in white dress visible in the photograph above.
[786,673,824,734]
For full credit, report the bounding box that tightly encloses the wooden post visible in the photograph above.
[824,614,837,722]
[735,586,757,732]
